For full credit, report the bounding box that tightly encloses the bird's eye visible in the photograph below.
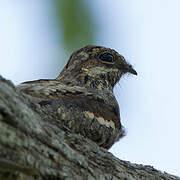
[99,53,115,64]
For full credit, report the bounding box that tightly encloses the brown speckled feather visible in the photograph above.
[17,45,137,149]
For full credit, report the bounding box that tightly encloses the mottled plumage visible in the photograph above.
[17,45,137,149]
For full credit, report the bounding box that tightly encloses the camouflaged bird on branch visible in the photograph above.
[17,45,137,149]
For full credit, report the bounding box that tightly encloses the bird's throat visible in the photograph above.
[57,66,122,91]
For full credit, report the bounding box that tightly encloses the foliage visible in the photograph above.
[55,0,95,53]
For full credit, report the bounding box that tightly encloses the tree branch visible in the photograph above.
[0,76,179,180]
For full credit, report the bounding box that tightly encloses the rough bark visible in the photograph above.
[0,76,179,180]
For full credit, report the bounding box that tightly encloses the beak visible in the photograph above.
[126,64,137,75]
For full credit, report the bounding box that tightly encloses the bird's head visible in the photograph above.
[57,45,137,90]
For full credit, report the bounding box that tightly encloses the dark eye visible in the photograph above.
[99,53,115,63]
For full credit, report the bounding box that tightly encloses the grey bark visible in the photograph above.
[0,76,179,180]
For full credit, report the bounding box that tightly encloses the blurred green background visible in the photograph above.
[55,0,96,53]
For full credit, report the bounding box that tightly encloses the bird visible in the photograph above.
[17,45,137,149]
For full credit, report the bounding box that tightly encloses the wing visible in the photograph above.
[17,79,124,149]
[36,86,124,149]
[17,79,62,98]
